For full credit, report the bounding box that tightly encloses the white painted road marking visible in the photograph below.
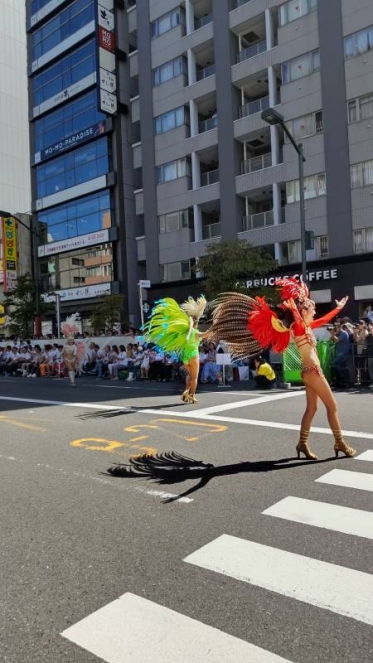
[1,395,373,440]
[316,469,373,492]
[355,450,373,462]
[184,534,373,626]
[195,390,304,416]
[61,592,292,663]
[263,496,373,540]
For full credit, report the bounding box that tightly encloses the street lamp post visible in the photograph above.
[0,210,42,336]
[261,107,307,285]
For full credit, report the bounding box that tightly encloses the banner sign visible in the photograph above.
[56,282,111,302]
[1,217,18,292]
[34,121,106,164]
[96,0,117,116]
[38,229,110,258]
[245,269,339,289]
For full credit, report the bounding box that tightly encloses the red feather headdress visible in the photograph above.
[276,277,309,304]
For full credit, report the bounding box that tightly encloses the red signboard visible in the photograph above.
[98,26,115,52]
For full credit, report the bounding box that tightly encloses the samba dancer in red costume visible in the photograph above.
[208,278,356,460]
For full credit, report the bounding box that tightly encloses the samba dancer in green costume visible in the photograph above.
[143,295,207,403]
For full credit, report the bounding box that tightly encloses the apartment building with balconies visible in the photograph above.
[127,0,373,318]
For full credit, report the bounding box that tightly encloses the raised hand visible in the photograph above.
[335,296,348,309]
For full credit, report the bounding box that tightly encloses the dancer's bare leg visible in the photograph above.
[187,356,199,403]
[302,373,356,457]
[296,384,318,459]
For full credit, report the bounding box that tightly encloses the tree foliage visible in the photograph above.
[89,294,126,335]
[4,274,52,337]
[196,240,278,301]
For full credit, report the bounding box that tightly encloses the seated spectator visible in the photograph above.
[253,355,276,389]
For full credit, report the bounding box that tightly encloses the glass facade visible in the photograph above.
[40,243,114,290]
[36,137,109,199]
[33,39,96,106]
[32,0,95,61]
[38,190,112,244]
[31,0,63,14]
[34,91,106,153]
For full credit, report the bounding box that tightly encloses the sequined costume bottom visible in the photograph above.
[301,364,324,378]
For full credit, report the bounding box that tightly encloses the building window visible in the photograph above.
[154,107,189,135]
[353,228,373,254]
[286,172,326,203]
[34,90,105,154]
[38,190,112,245]
[282,50,320,84]
[345,26,373,59]
[32,0,95,62]
[279,0,317,26]
[156,158,191,184]
[33,39,96,107]
[318,235,329,259]
[152,56,187,87]
[160,260,192,282]
[285,110,323,141]
[350,160,373,188]
[151,8,185,39]
[36,137,109,199]
[159,209,193,233]
[348,93,373,124]
[40,243,114,290]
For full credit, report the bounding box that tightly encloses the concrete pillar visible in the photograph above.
[187,48,196,86]
[274,243,281,262]
[265,8,274,49]
[185,0,194,34]
[272,183,281,225]
[193,204,202,242]
[191,151,201,189]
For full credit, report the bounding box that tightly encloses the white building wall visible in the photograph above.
[0,0,31,215]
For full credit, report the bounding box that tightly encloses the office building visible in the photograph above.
[128,0,373,318]
[27,0,139,330]
[0,0,31,294]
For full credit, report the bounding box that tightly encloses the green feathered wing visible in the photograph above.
[143,298,199,361]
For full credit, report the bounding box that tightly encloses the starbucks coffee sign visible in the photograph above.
[246,269,338,289]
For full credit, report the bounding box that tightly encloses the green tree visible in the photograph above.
[89,294,126,335]
[4,274,52,337]
[196,240,278,300]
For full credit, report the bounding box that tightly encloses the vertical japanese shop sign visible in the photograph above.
[96,1,117,115]
[1,217,18,292]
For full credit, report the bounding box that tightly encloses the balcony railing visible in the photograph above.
[195,13,213,30]
[241,152,272,174]
[196,64,216,81]
[199,115,218,133]
[237,40,267,64]
[233,0,254,8]
[242,210,274,231]
[315,118,324,134]
[201,169,219,186]
[202,222,221,239]
[238,95,269,119]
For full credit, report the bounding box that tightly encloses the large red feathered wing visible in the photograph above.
[248,297,291,353]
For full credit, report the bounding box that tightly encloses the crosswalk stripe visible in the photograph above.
[184,534,373,626]
[315,469,373,492]
[61,592,292,662]
[355,450,373,462]
[262,496,373,539]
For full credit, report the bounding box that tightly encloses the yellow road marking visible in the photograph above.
[124,425,159,433]
[70,437,157,455]
[0,416,47,433]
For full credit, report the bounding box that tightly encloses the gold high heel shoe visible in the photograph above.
[333,431,356,458]
[181,388,190,402]
[188,394,198,404]
[296,428,318,460]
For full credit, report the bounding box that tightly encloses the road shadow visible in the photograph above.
[76,401,187,420]
[105,451,335,503]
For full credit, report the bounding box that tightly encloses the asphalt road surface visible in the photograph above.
[1,375,373,663]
